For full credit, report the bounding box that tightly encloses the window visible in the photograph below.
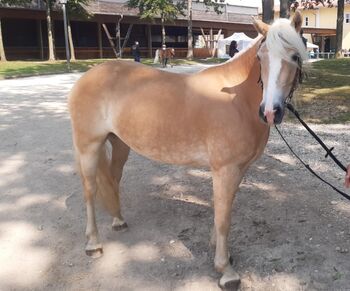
[345,14,350,24]
[305,16,309,26]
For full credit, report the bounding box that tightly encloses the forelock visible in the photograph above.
[265,18,308,63]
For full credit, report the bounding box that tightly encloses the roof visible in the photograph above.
[85,0,258,24]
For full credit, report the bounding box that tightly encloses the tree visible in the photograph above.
[0,0,32,61]
[44,0,55,61]
[66,0,91,61]
[186,0,223,60]
[43,0,89,61]
[262,0,274,24]
[280,0,293,18]
[186,0,193,59]
[336,0,344,57]
[127,0,185,46]
[0,17,5,61]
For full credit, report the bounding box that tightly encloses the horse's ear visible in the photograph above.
[252,17,269,36]
[291,11,302,33]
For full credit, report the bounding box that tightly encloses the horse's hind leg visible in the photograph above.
[108,134,130,231]
[77,140,105,258]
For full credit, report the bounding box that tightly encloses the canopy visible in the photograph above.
[307,42,319,49]
[217,32,253,59]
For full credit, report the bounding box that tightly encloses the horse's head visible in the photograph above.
[253,11,307,125]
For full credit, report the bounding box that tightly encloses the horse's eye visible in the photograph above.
[292,54,299,62]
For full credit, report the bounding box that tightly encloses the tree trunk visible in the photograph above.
[68,20,75,61]
[161,17,166,46]
[335,0,344,58]
[0,18,7,62]
[186,0,193,59]
[46,0,55,61]
[262,0,274,24]
[280,0,290,19]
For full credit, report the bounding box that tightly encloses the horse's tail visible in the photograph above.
[75,141,120,217]
[154,49,159,64]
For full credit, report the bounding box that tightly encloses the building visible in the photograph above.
[0,0,259,60]
[271,3,350,53]
[297,3,350,53]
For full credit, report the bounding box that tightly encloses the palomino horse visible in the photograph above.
[154,47,175,67]
[69,12,307,289]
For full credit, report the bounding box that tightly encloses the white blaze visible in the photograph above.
[263,52,282,113]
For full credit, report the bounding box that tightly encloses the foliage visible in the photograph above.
[200,0,224,14]
[127,0,186,22]
[0,0,32,6]
[66,0,91,18]
[291,0,350,10]
[0,0,29,4]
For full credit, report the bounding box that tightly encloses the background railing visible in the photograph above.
[308,52,335,59]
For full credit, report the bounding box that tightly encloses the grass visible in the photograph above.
[0,57,226,79]
[0,59,112,79]
[292,58,350,123]
[1,57,349,123]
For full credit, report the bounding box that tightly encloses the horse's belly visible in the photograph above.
[135,142,209,166]
[116,130,209,166]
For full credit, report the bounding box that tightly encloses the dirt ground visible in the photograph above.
[1,63,350,291]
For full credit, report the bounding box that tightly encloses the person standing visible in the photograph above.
[229,40,239,58]
[131,41,141,62]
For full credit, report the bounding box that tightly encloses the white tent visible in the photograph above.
[307,42,319,50]
[217,32,253,59]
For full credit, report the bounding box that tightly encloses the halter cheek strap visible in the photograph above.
[256,50,303,103]
[285,57,303,104]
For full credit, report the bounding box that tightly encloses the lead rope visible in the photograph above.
[275,109,350,201]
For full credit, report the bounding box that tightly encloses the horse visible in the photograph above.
[154,47,175,67]
[68,12,307,289]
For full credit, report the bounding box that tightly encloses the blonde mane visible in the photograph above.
[266,18,308,63]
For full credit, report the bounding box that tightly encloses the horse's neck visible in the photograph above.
[220,37,262,86]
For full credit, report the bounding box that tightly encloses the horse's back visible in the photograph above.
[68,60,208,165]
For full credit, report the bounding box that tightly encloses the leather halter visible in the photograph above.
[257,38,303,103]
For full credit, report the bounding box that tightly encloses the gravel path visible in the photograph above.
[1,63,350,291]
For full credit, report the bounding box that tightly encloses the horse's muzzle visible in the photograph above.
[259,104,285,125]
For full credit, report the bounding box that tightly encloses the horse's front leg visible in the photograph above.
[212,164,244,289]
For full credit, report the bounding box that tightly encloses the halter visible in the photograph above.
[257,39,350,201]
[257,38,304,103]
[285,55,303,104]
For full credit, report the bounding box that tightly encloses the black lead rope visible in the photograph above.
[274,104,350,201]
[286,103,347,172]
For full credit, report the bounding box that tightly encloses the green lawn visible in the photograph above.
[292,58,350,123]
[0,59,112,79]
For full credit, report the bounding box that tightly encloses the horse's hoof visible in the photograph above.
[112,222,128,232]
[85,247,103,258]
[218,271,240,290]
